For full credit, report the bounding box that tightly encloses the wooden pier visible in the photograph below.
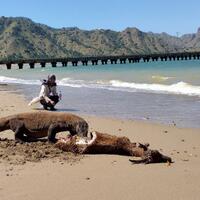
[0,51,200,70]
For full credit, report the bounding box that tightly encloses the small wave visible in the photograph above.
[1,75,200,97]
[110,80,200,96]
[58,78,84,88]
[152,75,174,81]
[0,76,41,85]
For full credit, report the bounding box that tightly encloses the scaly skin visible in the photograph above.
[0,111,88,142]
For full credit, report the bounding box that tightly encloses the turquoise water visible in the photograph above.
[1,60,200,85]
[1,59,200,128]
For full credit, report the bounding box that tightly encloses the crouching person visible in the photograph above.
[28,74,61,111]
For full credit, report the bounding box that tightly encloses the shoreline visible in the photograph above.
[1,83,199,130]
[1,84,200,200]
[5,82,200,129]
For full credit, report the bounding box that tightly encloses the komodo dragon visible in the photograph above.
[0,111,88,142]
[56,131,172,164]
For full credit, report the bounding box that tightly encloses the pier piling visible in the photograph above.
[6,63,11,70]
[51,62,57,67]
[29,62,35,69]
[18,63,23,69]
[40,62,46,68]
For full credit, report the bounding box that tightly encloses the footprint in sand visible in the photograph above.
[181,159,189,162]
[163,130,168,133]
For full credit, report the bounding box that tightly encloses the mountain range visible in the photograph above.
[0,16,200,59]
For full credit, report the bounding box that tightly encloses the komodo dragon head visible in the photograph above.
[70,121,89,137]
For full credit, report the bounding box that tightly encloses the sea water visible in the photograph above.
[1,59,200,128]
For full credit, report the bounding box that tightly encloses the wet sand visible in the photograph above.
[0,85,200,200]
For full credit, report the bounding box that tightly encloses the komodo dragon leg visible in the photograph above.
[48,123,72,143]
[9,119,28,142]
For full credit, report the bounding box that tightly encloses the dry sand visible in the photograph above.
[0,84,200,200]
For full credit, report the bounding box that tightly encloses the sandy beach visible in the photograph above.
[1,84,200,200]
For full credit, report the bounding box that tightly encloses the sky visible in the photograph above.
[0,0,200,36]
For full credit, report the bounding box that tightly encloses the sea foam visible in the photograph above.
[110,80,200,96]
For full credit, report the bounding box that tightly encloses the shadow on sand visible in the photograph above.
[32,107,79,112]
